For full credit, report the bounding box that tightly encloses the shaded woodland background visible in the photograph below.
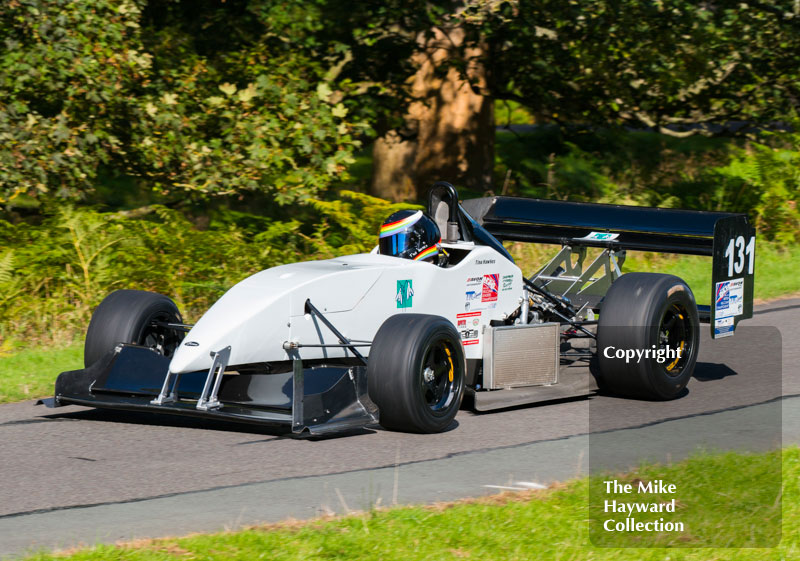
[1,0,799,347]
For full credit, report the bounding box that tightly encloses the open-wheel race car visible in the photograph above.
[45,182,756,435]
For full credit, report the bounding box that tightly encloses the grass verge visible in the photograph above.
[0,344,82,403]
[626,241,800,306]
[22,447,797,560]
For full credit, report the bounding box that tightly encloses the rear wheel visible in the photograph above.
[368,314,466,433]
[84,290,184,368]
[597,273,699,400]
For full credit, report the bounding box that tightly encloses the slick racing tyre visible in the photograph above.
[597,273,699,400]
[84,289,184,368]
[368,314,466,433]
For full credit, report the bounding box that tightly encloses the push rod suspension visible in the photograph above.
[523,278,596,339]
[304,299,368,365]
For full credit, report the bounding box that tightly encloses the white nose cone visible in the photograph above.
[167,254,398,373]
[168,341,207,374]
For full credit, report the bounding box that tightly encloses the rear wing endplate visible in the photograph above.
[462,196,755,338]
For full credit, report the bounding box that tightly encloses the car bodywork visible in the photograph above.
[169,246,521,374]
[45,183,756,435]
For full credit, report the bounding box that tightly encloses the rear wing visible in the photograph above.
[462,196,755,339]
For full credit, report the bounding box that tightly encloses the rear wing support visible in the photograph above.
[531,246,625,310]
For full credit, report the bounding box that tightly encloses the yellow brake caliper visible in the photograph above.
[666,341,685,371]
[666,313,685,372]
[444,347,454,382]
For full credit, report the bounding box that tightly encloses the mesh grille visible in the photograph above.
[488,324,559,389]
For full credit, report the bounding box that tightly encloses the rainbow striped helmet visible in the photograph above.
[378,210,441,263]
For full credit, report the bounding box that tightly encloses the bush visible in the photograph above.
[710,130,800,244]
[0,191,414,348]
[493,126,798,242]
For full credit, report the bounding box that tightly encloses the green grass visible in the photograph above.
[627,241,800,306]
[21,447,797,560]
[590,450,782,548]
[0,344,82,403]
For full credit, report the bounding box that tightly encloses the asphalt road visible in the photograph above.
[0,298,797,556]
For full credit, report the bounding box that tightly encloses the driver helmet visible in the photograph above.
[379,210,441,262]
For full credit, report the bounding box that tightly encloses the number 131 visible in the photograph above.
[724,236,755,277]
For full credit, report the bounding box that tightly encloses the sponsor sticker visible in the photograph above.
[457,312,481,345]
[465,276,490,311]
[482,274,499,302]
[457,312,481,319]
[501,274,514,291]
[396,279,414,309]
[466,276,482,287]
[715,278,743,319]
[577,231,620,241]
[714,316,735,338]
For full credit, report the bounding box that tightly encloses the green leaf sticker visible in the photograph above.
[396,279,414,309]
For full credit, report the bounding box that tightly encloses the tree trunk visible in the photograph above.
[370,130,418,201]
[370,26,494,202]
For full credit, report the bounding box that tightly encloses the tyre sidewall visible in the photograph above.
[368,314,465,433]
[84,290,182,368]
[598,274,699,400]
[639,283,699,398]
[401,319,465,430]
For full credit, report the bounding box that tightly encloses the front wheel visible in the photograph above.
[368,314,466,433]
[597,273,699,400]
[84,290,184,368]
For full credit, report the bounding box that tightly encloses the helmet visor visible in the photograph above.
[379,230,417,257]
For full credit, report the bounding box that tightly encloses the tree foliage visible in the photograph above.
[461,0,800,134]
[0,0,359,206]
[712,129,800,244]
[4,1,798,206]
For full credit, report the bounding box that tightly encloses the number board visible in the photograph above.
[711,216,755,339]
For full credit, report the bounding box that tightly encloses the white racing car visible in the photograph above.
[45,183,755,435]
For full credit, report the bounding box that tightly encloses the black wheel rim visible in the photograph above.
[419,337,459,413]
[658,303,693,377]
[140,311,184,358]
